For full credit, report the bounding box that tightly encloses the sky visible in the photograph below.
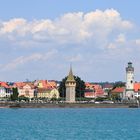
[0,0,140,82]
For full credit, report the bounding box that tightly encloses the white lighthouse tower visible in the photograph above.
[65,66,76,103]
[125,62,134,99]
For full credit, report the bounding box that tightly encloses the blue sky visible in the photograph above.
[0,0,139,22]
[0,0,140,82]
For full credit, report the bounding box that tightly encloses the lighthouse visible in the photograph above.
[125,62,134,99]
[65,66,76,103]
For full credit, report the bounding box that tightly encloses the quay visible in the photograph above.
[0,102,134,108]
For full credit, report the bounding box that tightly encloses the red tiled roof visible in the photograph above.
[111,87,125,94]
[39,80,56,89]
[13,82,35,89]
[24,83,35,89]
[0,82,9,88]
[94,88,104,95]
[48,81,56,87]
[85,83,104,97]
[13,82,25,88]
[85,82,91,87]
[134,83,140,92]
[85,83,99,89]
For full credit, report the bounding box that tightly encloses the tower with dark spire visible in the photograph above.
[65,66,76,102]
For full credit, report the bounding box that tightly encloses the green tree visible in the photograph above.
[10,87,19,101]
[74,76,85,98]
[59,77,67,98]
[59,76,85,98]
[112,81,125,89]
[111,93,121,102]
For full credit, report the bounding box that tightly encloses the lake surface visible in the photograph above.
[0,108,140,140]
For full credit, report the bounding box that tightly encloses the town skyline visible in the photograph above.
[1,2,140,140]
[0,1,140,82]
[0,62,138,83]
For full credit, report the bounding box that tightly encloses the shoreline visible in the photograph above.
[0,102,137,108]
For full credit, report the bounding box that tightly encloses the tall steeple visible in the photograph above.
[66,65,75,82]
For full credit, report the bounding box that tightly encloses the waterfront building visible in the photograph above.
[133,82,140,98]
[124,62,135,100]
[84,83,104,98]
[102,84,113,96]
[111,87,125,100]
[37,88,59,98]
[36,80,59,98]
[15,82,35,98]
[65,67,76,103]
[0,82,13,98]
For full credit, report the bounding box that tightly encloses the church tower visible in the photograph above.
[125,62,134,99]
[65,66,76,103]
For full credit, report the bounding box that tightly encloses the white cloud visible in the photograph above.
[67,54,83,62]
[0,18,27,34]
[115,33,126,43]
[0,9,133,46]
[107,43,116,49]
[1,50,57,70]
[0,9,139,82]
[135,39,140,45]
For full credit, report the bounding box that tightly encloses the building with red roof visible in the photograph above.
[111,87,125,94]
[18,83,35,98]
[37,80,57,89]
[11,80,59,99]
[13,82,26,88]
[134,82,140,92]
[36,80,59,98]
[85,83,104,98]
[12,82,35,98]
[0,81,13,98]
[110,87,125,99]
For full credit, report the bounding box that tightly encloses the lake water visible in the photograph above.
[0,108,140,140]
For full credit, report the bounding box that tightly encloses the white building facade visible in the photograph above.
[124,62,135,100]
[0,87,12,98]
